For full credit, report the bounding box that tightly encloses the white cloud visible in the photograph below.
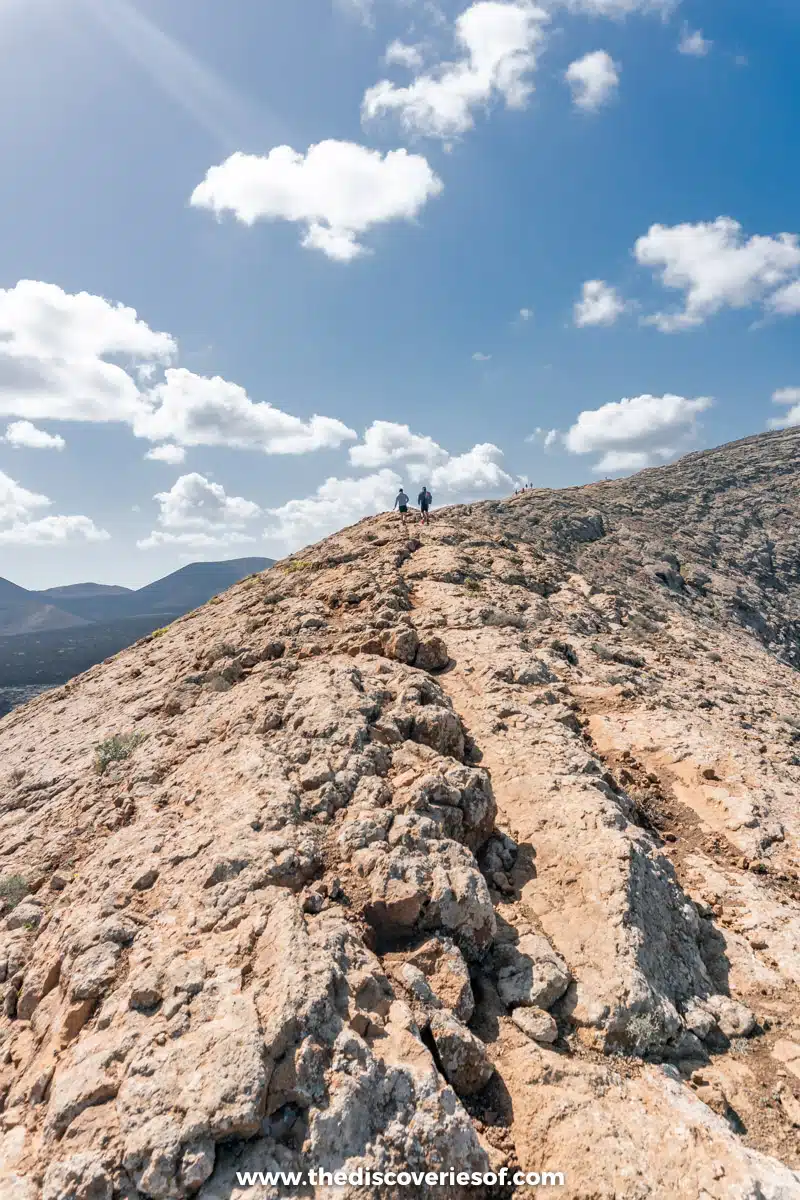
[190,141,443,260]
[348,422,511,494]
[519,306,533,320]
[0,469,109,543]
[526,426,560,447]
[0,515,110,546]
[768,387,800,430]
[634,217,800,331]
[0,282,356,459]
[137,369,356,454]
[574,279,626,326]
[349,420,447,470]
[266,469,403,547]
[267,436,513,549]
[564,393,712,472]
[138,472,261,550]
[362,1,549,139]
[769,280,800,316]
[151,472,261,530]
[2,420,65,450]
[472,351,492,361]
[0,280,175,424]
[145,443,186,465]
[565,50,619,110]
[137,530,256,550]
[385,40,426,69]
[0,470,50,524]
[559,0,672,14]
[678,26,711,56]
[429,441,513,491]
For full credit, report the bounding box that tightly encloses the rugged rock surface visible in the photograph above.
[3,429,800,1196]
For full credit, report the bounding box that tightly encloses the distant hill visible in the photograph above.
[0,559,274,670]
[32,558,274,623]
[0,577,90,637]
[40,583,134,599]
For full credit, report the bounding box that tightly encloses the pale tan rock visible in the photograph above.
[429,1010,493,1095]
[512,1006,559,1043]
[3,429,800,1196]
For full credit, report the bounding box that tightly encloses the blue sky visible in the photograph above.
[0,0,797,588]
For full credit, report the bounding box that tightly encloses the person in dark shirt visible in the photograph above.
[418,486,432,525]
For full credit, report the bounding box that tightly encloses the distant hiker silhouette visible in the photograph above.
[418,486,432,525]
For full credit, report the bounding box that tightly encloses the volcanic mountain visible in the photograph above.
[3,429,800,1198]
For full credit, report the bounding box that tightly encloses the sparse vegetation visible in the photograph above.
[480,608,526,629]
[0,875,29,911]
[94,732,145,775]
[624,1011,662,1055]
[282,560,311,574]
[464,578,482,593]
[151,626,170,639]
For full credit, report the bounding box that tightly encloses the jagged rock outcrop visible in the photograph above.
[3,429,800,1196]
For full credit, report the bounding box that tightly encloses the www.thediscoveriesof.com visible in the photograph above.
[235,1167,566,1188]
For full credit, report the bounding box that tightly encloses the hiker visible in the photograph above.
[418,485,432,525]
[393,487,410,526]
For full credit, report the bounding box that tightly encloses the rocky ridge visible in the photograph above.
[2,429,800,1196]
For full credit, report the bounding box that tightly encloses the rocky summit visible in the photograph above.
[4,429,800,1199]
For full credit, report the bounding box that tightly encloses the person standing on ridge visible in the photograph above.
[394,487,410,526]
[418,485,432,525]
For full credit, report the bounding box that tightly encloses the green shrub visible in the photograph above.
[94,732,144,775]
[0,875,28,911]
[464,578,482,593]
[282,560,311,573]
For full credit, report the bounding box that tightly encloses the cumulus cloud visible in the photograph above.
[190,141,443,260]
[563,393,712,472]
[137,369,356,454]
[678,26,711,56]
[362,1,549,139]
[385,40,426,69]
[0,515,110,545]
[137,530,256,550]
[349,421,447,470]
[138,472,262,550]
[2,420,65,450]
[0,280,175,425]
[634,218,800,331]
[428,442,512,491]
[348,422,511,493]
[769,280,800,316]
[0,471,50,524]
[565,50,619,110]
[0,469,109,544]
[0,281,356,458]
[152,472,260,530]
[768,387,800,430]
[268,432,513,549]
[574,279,626,326]
[265,469,402,547]
[145,443,186,465]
